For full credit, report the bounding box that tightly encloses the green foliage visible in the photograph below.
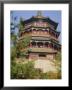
[46,71,57,79]
[11,47,17,61]
[11,62,18,78]
[11,35,31,58]
[40,73,49,79]
[11,16,31,59]
[16,35,31,58]
[55,52,61,79]
[22,35,31,48]
[11,61,48,79]
[55,52,61,61]
[19,17,24,32]
[57,69,61,79]
[11,34,17,46]
[11,61,61,79]
[11,61,34,79]
[16,41,22,58]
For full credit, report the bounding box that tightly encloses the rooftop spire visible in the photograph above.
[37,11,42,16]
[34,11,45,18]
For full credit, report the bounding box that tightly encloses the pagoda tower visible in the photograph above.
[19,11,61,60]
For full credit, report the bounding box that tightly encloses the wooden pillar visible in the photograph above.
[30,42,32,47]
[43,42,45,47]
[36,41,37,47]
[48,41,51,48]
[53,44,54,49]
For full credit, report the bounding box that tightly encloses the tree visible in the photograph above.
[11,61,49,79]
[11,17,31,58]
[55,52,61,61]
[18,17,24,37]
[17,17,31,58]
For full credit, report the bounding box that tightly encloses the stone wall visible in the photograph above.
[29,53,38,60]
[46,54,54,60]
[29,53,55,60]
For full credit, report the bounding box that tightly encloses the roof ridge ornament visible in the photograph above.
[37,11,42,16]
[36,11,46,19]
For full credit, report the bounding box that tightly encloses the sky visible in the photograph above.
[10,10,61,43]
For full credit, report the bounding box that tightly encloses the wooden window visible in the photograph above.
[39,54,46,57]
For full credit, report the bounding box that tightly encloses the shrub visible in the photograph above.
[11,61,49,79]
[11,61,36,79]
[40,73,49,79]
[47,71,58,79]
[55,52,61,61]
[11,47,17,61]
[11,61,61,79]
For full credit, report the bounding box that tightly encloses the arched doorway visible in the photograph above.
[38,53,47,60]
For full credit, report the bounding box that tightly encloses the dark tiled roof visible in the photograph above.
[23,17,58,29]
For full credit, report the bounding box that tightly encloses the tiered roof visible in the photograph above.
[23,16,58,30]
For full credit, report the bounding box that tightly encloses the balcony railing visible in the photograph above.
[31,33,58,41]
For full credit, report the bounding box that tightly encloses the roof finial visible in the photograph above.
[37,11,42,16]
